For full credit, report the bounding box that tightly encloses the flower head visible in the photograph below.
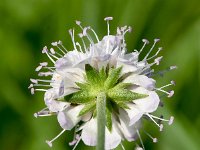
[29,17,176,150]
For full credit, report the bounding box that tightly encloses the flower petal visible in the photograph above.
[125,103,143,126]
[81,118,97,146]
[116,59,139,74]
[57,105,84,130]
[105,123,121,150]
[44,88,69,112]
[133,87,160,113]
[123,74,156,90]
[118,109,140,141]
[81,118,121,149]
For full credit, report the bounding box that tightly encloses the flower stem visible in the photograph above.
[96,92,106,150]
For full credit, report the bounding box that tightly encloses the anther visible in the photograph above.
[35,65,42,72]
[153,138,158,143]
[170,65,178,70]
[28,84,33,89]
[168,116,174,125]
[46,129,66,147]
[75,20,81,25]
[104,17,113,21]
[139,39,149,54]
[104,17,113,36]
[143,39,160,60]
[50,48,55,54]
[40,62,48,66]
[30,79,38,84]
[51,42,58,46]
[30,87,35,95]
[159,124,164,131]
[42,46,48,53]
[34,113,38,118]
[168,90,174,97]
[154,56,163,65]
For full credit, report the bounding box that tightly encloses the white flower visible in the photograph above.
[30,17,176,149]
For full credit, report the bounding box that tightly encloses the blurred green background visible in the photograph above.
[0,0,199,150]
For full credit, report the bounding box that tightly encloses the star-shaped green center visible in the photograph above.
[62,64,147,131]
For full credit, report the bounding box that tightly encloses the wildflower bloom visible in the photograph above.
[29,17,176,150]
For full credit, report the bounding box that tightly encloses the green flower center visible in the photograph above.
[62,64,147,131]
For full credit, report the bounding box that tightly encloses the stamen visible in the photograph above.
[50,48,63,57]
[34,108,54,118]
[52,41,67,54]
[49,53,60,60]
[72,136,81,150]
[147,47,163,60]
[78,33,87,52]
[59,42,68,52]
[150,66,177,77]
[104,17,113,36]
[139,39,149,54]
[89,27,100,42]
[155,88,174,97]
[43,67,55,72]
[46,129,66,147]
[33,84,51,87]
[136,129,145,150]
[76,42,83,53]
[154,56,163,65]
[42,46,55,64]
[83,27,94,44]
[35,89,48,92]
[69,29,78,51]
[158,80,175,89]
[143,130,158,143]
[148,114,174,126]
[143,39,160,60]
[35,79,53,83]
[38,72,53,76]
[145,113,163,131]
[120,143,125,150]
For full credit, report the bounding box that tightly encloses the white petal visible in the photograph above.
[105,124,121,150]
[81,118,97,146]
[44,88,69,112]
[81,118,121,149]
[123,74,156,90]
[118,109,139,141]
[116,59,139,74]
[125,103,143,126]
[133,87,160,113]
[57,105,84,130]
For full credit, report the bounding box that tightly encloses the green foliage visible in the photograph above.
[104,67,122,90]
[78,102,96,116]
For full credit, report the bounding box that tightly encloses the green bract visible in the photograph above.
[63,64,148,131]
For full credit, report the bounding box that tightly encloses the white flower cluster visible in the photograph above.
[29,17,176,150]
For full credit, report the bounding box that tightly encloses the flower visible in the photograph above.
[29,17,176,150]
